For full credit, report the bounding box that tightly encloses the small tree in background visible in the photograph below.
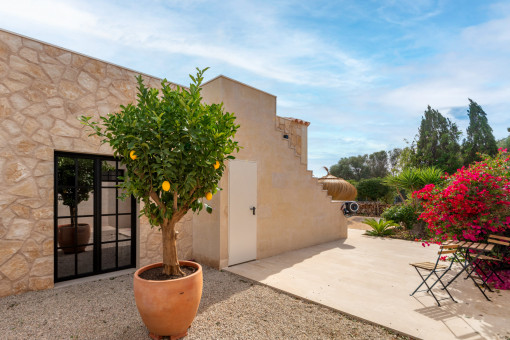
[412,106,462,174]
[356,178,392,202]
[81,68,240,276]
[462,99,498,166]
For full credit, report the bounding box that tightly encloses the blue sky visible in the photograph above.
[2,0,509,176]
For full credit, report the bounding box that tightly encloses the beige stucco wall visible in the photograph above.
[194,76,347,268]
[0,29,192,297]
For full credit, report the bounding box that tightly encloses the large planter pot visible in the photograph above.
[57,223,91,254]
[133,261,203,340]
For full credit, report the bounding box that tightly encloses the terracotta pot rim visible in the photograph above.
[134,261,202,283]
[58,223,90,227]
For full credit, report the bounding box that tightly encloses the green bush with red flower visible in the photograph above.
[413,149,510,288]
[414,149,509,243]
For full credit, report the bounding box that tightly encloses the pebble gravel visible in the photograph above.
[0,266,409,340]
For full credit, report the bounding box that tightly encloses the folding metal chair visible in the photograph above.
[465,234,510,293]
[410,244,460,306]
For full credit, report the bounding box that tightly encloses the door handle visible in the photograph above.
[250,206,256,215]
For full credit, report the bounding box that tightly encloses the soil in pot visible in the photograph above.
[139,265,197,281]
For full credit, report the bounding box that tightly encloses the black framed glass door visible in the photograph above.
[54,152,136,282]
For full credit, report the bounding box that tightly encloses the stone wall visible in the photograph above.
[275,116,308,165]
[0,29,192,297]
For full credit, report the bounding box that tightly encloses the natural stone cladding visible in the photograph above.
[0,29,192,297]
[275,116,309,165]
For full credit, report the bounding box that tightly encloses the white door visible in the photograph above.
[228,160,257,266]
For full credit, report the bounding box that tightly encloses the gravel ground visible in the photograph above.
[0,266,409,340]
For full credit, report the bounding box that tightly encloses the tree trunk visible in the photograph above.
[161,220,184,276]
[70,206,78,228]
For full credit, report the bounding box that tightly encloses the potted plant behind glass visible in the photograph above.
[57,157,94,254]
[81,68,239,340]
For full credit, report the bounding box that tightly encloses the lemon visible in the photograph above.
[130,150,137,160]
[162,181,170,191]
[213,161,220,170]
[205,192,213,200]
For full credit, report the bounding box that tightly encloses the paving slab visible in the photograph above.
[226,229,510,340]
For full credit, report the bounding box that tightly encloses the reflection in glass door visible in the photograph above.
[54,152,136,282]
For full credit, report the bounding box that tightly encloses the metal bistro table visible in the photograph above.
[442,240,495,301]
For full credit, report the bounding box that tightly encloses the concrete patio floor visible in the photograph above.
[226,228,510,340]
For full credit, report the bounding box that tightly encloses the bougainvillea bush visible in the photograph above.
[414,149,510,289]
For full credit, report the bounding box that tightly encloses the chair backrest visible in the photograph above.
[438,244,459,255]
[488,234,510,247]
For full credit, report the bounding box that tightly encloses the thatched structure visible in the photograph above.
[319,167,357,200]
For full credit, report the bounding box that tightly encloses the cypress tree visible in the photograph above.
[462,99,498,165]
[412,106,462,174]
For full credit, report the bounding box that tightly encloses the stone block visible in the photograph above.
[19,47,38,63]
[0,97,13,118]
[48,107,65,120]
[3,120,21,136]
[0,39,10,60]
[5,219,32,240]
[28,275,53,291]
[0,208,16,230]
[10,55,47,79]
[4,162,30,183]
[0,31,22,52]
[33,161,53,177]
[9,92,30,110]
[0,240,23,266]
[21,239,41,262]
[32,130,53,147]
[8,70,32,83]
[76,94,96,109]
[57,52,72,65]
[22,118,39,136]
[35,176,52,189]
[31,256,53,276]
[78,71,98,93]
[59,80,85,100]
[14,138,37,155]
[34,146,53,161]
[2,78,28,92]
[22,38,43,51]
[32,81,57,97]
[0,83,9,95]
[12,277,29,295]
[46,97,63,107]
[22,88,46,102]
[34,219,52,234]
[10,204,31,218]
[0,278,12,297]
[50,119,80,138]
[0,254,29,281]
[0,60,8,77]
[43,45,64,57]
[42,239,53,256]
[22,103,48,117]
[18,198,44,209]
[83,60,106,79]
[62,66,79,81]
[41,62,65,80]
[6,178,39,198]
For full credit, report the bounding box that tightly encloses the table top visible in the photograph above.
[443,240,494,252]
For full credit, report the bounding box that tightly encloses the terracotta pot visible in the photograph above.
[133,261,203,339]
[57,223,91,254]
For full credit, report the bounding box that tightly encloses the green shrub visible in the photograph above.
[381,203,419,230]
[363,218,397,236]
[356,178,392,202]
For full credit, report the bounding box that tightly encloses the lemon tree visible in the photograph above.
[81,68,239,275]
